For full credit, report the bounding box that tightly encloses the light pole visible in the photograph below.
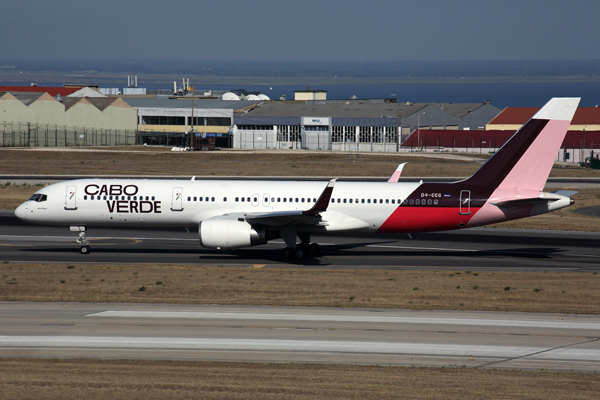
[417,111,425,151]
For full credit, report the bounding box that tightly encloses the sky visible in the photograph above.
[2,0,600,62]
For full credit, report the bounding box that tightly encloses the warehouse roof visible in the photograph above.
[0,86,79,97]
[489,107,600,125]
[121,98,261,111]
[243,101,429,118]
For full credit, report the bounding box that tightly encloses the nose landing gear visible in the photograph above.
[71,226,90,254]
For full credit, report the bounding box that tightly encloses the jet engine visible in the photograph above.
[199,215,267,249]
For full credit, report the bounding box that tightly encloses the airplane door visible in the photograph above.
[262,193,270,207]
[65,185,77,210]
[171,187,183,211]
[459,190,471,215]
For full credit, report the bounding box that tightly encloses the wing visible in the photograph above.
[387,163,407,182]
[245,179,336,227]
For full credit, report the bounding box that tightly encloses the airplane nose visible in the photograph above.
[14,203,28,221]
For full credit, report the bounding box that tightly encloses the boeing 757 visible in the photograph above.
[15,97,580,259]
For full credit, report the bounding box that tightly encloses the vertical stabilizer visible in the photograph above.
[463,97,579,192]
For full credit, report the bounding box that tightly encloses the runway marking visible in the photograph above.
[86,311,600,330]
[97,323,593,339]
[1,335,599,362]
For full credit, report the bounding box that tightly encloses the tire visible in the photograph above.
[280,247,292,259]
[307,243,321,255]
[294,247,306,259]
[80,245,91,255]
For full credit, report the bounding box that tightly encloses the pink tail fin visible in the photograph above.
[463,97,580,192]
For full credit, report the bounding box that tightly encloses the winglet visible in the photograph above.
[387,163,407,182]
[304,179,336,214]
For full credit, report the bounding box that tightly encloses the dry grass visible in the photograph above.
[0,358,599,400]
[4,147,600,178]
[0,148,481,177]
[2,264,600,314]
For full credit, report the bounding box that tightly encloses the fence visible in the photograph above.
[1,122,137,147]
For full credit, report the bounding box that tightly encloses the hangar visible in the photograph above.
[233,100,500,151]
[0,89,138,147]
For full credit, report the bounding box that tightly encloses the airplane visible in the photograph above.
[15,97,580,259]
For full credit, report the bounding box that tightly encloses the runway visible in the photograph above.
[1,302,598,371]
[1,210,600,271]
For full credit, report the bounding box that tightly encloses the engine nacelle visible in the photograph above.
[199,216,267,249]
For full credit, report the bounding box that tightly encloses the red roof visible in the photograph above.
[489,107,600,125]
[402,129,600,149]
[0,86,80,97]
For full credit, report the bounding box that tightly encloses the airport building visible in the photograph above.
[0,88,138,146]
[232,100,501,151]
[121,98,260,147]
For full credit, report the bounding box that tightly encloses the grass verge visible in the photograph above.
[2,263,599,314]
[0,359,598,400]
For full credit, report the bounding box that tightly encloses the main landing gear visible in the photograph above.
[280,242,321,260]
[71,226,90,254]
[278,230,321,260]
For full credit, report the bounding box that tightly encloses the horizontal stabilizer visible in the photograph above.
[491,197,560,208]
[552,190,578,197]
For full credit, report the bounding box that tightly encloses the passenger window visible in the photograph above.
[331,199,335,203]
[409,199,414,205]
[283,198,287,202]
[391,199,394,204]
[428,199,432,205]
[187,197,191,201]
[248,197,251,202]
[301,198,305,203]
[386,199,389,204]
[146,196,149,201]
[194,197,197,201]
[212,197,215,202]
[128,196,131,200]
[349,199,353,203]
[84,195,87,200]
[200,197,203,202]
[337,199,341,203]
[416,199,420,205]
[434,199,438,205]
[91,195,94,200]
[361,199,365,204]
[109,196,113,200]
[343,199,346,203]
[403,199,408,205]
[223,197,227,202]
[278,198,281,202]
[367,199,371,204]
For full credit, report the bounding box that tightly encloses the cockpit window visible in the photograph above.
[28,194,47,202]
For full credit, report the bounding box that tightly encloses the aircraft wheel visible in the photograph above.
[294,245,307,259]
[80,245,91,255]
[307,243,321,256]
[280,247,292,259]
